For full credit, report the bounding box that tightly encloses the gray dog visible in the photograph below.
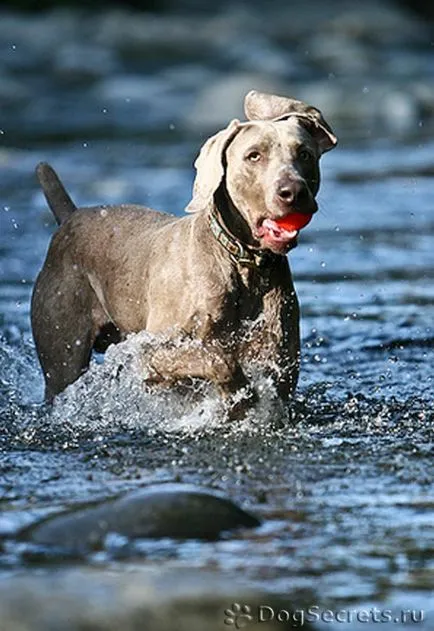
[31,90,337,417]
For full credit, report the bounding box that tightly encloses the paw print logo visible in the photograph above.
[224,603,253,629]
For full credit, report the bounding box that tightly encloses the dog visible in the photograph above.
[31,90,337,418]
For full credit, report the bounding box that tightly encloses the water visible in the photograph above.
[0,6,433,629]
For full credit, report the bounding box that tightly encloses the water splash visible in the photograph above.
[0,336,43,410]
[45,331,286,436]
[0,329,432,454]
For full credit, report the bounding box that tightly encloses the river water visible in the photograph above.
[0,5,433,630]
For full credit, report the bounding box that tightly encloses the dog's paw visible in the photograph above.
[225,385,258,422]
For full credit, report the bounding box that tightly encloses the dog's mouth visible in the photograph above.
[256,213,313,253]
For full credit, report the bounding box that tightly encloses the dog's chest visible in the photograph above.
[220,264,275,324]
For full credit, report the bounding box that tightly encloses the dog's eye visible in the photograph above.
[298,149,312,163]
[245,150,262,162]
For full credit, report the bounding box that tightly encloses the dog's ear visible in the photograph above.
[295,114,337,154]
[244,90,337,154]
[244,90,305,121]
[185,119,241,213]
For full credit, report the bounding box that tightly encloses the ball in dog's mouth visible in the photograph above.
[257,213,313,252]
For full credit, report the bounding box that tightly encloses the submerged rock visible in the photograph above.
[20,484,260,551]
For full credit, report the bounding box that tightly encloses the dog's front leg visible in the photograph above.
[240,284,300,407]
[264,287,301,402]
[143,337,256,420]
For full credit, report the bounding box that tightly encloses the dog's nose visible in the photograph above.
[276,180,307,206]
[277,186,295,204]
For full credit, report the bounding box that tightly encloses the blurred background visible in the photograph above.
[1,0,434,145]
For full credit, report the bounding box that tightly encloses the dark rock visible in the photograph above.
[19,484,260,551]
[397,0,434,23]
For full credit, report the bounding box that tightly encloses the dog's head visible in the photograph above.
[186,90,337,255]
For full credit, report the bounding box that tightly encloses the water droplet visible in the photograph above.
[320,261,326,268]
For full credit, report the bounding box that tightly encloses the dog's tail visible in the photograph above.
[36,162,77,225]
